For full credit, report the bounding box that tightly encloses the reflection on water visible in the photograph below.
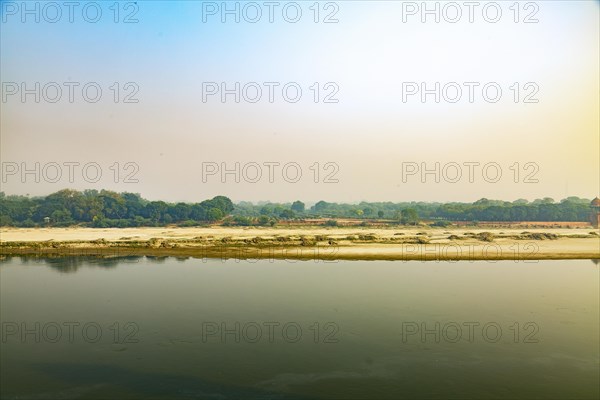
[1,255,155,273]
[1,256,598,399]
[2,255,600,272]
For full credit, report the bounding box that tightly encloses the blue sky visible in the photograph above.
[1,1,599,202]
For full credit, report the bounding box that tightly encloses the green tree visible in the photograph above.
[313,201,329,212]
[400,208,419,225]
[291,201,305,213]
[280,209,295,219]
[207,208,224,221]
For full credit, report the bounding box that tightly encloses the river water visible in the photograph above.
[1,256,598,399]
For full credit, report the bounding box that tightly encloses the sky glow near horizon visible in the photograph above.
[1,0,598,203]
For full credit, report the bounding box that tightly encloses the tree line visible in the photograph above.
[0,189,234,227]
[232,197,594,225]
[0,190,594,227]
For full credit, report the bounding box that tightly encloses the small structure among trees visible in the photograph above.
[591,197,600,227]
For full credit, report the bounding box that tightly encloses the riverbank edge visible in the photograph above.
[2,240,599,261]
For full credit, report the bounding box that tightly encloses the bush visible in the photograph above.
[324,220,338,227]
[477,232,495,242]
[55,220,78,227]
[300,236,316,246]
[115,219,132,228]
[233,216,253,226]
[257,216,271,226]
[431,220,451,227]
[130,216,151,227]
[19,219,36,228]
[92,219,109,228]
[358,234,377,240]
[179,220,200,227]
[221,217,235,226]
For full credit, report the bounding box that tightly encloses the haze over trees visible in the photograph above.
[0,191,593,227]
[232,197,593,225]
[0,189,233,227]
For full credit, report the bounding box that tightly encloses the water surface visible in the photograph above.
[1,256,598,399]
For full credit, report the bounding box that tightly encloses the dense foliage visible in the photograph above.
[232,197,594,224]
[0,191,594,227]
[0,189,234,227]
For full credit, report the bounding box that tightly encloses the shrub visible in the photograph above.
[477,232,495,242]
[19,219,36,228]
[431,220,451,227]
[179,220,199,227]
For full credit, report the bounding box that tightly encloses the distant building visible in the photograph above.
[43,217,50,224]
[591,198,600,228]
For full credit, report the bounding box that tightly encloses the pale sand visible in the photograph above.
[1,227,599,260]
[1,226,598,242]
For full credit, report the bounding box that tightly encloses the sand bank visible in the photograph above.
[2,227,598,261]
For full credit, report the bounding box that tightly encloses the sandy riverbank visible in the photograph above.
[1,226,599,261]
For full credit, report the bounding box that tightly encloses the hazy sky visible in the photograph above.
[1,0,598,203]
